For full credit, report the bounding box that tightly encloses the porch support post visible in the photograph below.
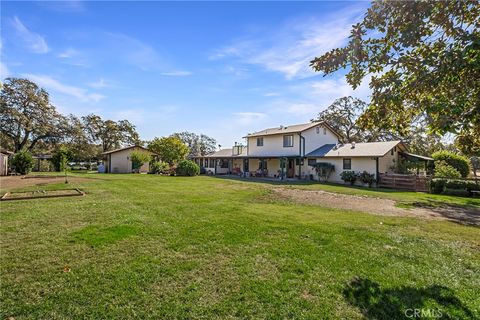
[280,157,285,180]
[375,157,379,186]
[298,157,302,180]
[214,158,217,175]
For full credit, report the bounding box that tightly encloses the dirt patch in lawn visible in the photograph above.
[0,175,95,192]
[273,188,480,226]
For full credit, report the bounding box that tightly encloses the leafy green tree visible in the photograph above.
[82,114,140,152]
[11,150,34,175]
[172,132,217,157]
[52,146,73,172]
[313,97,367,143]
[0,78,70,152]
[129,151,152,171]
[455,128,480,157]
[310,1,479,138]
[148,136,189,165]
[434,161,462,179]
[432,150,470,178]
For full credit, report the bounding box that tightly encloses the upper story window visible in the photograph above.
[343,158,352,170]
[256,137,264,147]
[283,135,293,147]
[391,148,394,155]
[323,127,327,135]
[316,127,320,134]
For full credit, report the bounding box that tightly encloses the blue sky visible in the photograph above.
[1,1,371,147]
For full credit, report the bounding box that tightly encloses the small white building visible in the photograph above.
[102,146,156,174]
[0,149,13,176]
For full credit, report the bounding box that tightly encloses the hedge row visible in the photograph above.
[430,178,480,195]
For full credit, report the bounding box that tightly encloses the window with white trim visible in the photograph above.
[283,135,293,147]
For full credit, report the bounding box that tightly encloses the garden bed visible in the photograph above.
[1,188,85,201]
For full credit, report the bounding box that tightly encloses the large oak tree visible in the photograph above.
[82,114,140,152]
[0,78,69,152]
[310,1,479,146]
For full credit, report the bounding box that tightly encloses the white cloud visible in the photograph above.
[264,92,280,97]
[37,1,85,13]
[23,74,105,102]
[0,62,10,79]
[160,70,192,76]
[104,32,163,71]
[232,112,267,126]
[87,78,109,89]
[11,16,49,54]
[58,48,79,58]
[210,6,364,79]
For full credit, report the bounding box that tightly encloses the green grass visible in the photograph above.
[1,174,479,319]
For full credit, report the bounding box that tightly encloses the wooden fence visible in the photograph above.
[378,173,431,192]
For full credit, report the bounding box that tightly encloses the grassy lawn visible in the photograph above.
[1,174,479,319]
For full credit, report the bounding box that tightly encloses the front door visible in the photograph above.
[287,159,295,178]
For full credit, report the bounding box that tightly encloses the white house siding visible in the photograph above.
[301,125,339,155]
[303,157,378,184]
[378,148,399,174]
[107,147,150,173]
[247,135,300,157]
[247,125,338,158]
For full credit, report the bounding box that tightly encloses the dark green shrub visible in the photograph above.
[434,160,461,178]
[176,160,200,176]
[52,146,73,172]
[432,151,470,178]
[466,181,480,192]
[340,171,357,185]
[358,171,376,187]
[11,151,34,175]
[430,179,446,194]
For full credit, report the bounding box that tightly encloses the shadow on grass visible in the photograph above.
[405,200,480,227]
[343,277,476,319]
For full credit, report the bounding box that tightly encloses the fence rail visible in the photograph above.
[378,173,431,192]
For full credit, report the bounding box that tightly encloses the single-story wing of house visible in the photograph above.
[192,121,431,184]
[102,146,157,174]
[0,149,14,176]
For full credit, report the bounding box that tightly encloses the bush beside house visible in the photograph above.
[176,160,200,176]
[150,161,170,175]
[11,151,34,175]
[340,171,357,185]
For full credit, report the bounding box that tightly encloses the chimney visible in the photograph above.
[351,141,356,149]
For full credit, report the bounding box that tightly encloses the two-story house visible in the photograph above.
[194,121,340,178]
[192,121,420,183]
